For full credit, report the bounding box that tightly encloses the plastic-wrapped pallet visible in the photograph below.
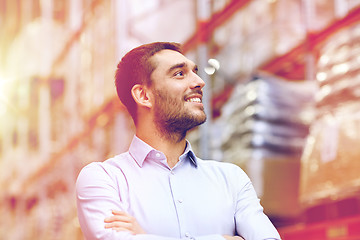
[215,72,316,218]
[219,73,316,166]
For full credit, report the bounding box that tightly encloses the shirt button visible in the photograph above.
[185,232,190,237]
[178,199,183,203]
[170,171,175,175]
[155,153,161,158]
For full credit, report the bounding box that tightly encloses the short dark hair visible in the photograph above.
[115,42,183,124]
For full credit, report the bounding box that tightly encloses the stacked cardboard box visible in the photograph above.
[299,23,360,209]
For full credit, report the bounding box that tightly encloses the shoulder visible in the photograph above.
[195,159,253,197]
[196,158,250,182]
[76,152,130,188]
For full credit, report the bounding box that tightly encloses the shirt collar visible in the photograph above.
[129,135,198,168]
[183,141,198,167]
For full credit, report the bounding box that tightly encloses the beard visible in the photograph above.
[153,88,207,142]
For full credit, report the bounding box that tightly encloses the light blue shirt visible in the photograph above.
[76,135,281,240]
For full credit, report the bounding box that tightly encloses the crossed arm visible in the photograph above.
[104,210,244,240]
[76,164,245,240]
[76,163,280,240]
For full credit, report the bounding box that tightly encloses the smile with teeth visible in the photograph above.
[186,97,202,103]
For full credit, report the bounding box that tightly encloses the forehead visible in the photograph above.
[151,49,195,71]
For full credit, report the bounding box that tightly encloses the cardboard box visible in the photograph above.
[299,105,360,208]
[257,157,302,218]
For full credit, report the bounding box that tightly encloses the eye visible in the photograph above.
[174,71,185,77]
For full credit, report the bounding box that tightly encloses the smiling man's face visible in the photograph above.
[149,49,207,139]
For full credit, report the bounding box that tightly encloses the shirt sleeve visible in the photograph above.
[233,167,281,240]
[76,163,227,240]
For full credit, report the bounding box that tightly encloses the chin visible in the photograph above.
[198,111,207,121]
[195,114,207,125]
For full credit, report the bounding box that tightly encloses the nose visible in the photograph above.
[190,72,205,89]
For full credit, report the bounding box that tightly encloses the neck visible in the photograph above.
[136,120,187,168]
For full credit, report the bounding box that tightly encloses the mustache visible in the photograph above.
[185,89,203,98]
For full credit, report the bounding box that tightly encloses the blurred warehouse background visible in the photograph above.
[1,0,360,239]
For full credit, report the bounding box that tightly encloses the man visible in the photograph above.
[76,42,281,240]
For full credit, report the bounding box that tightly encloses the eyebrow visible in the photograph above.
[167,62,186,74]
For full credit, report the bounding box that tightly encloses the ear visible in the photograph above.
[131,84,152,108]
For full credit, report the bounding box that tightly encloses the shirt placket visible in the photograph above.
[168,168,195,239]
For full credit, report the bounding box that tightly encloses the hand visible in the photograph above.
[223,236,244,240]
[104,210,146,235]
